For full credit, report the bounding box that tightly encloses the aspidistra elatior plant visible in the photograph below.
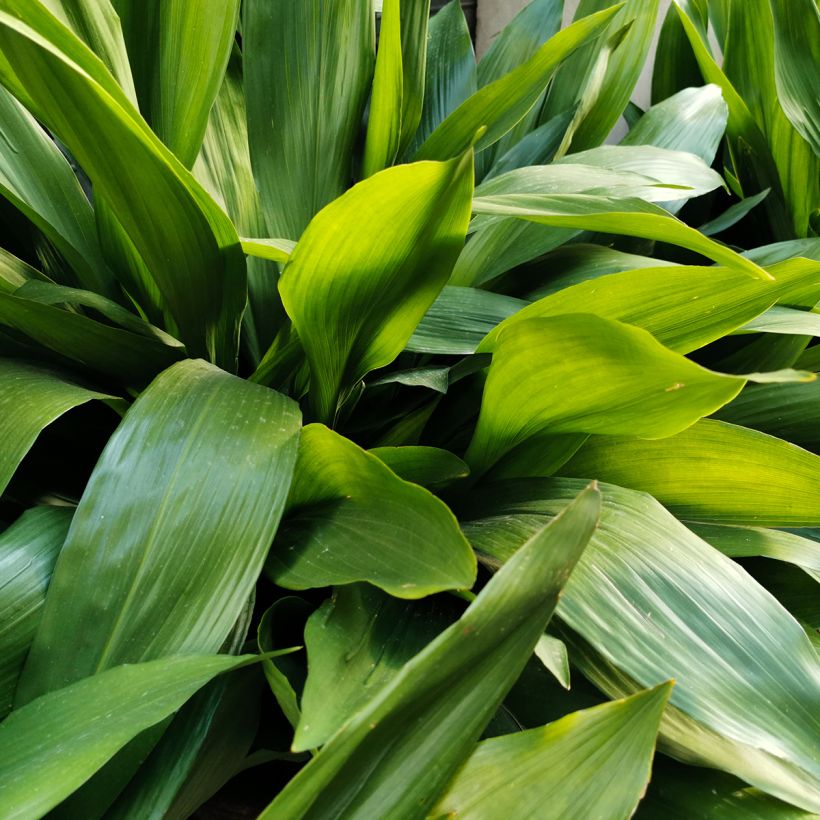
[0,0,818,816]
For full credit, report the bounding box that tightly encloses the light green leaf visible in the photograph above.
[771,0,820,156]
[541,0,660,152]
[243,0,374,239]
[462,479,820,812]
[0,358,110,498]
[478,258,820,356]
[736,306,820,338]
[363,0,403,177]
[0,248,42,294]
[396,0,430,155]
[432,683,672,819]
[466,314,750,478]
[534,633,571,689]
[470,193,770,280]
[563,419,820,526]
[369,445,469,486]
[16,359,300,702]
[266,424,476,598]
[0,654,256,820]
[239,237,296,265]
[295,583,452,751]
[407,286,527,354]
[414,6,620,161]
[0,507,71,718]
[279,154,473,423]
[260,484,601,819]
[0,85,116,297]
[0,1,247,367]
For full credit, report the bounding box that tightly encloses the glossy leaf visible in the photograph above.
[266,424,476,598]
[432,684,672,819]
[564,419,820,526]
[414,6,620,161]
[478,258,820,356]
[243,0,374,239]
[0,654,256,820]
[0,359,110,498]
[0,1,247,367]
[16,359,300,702]
[466,315,750,477]
[0,507,71,718]
[462,479,820,812]
[470,193,770,280]
[369,446,469,487]
[279,154,473,423]
[260,484,601,819]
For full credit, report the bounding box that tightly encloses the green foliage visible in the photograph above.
[0,0,818,816]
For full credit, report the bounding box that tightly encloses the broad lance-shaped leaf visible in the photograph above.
[460,479,820,812]
[244,0,374,239]
[414,6,620,161]
[563,419,820,527]
[0,507,71,718]
[16,359,301,702]
[259,484,601,819]
[0,359,111,498]
[432,683,672,819]
[0,85,116,297]
[477,257,820,356]
[266,424,476,598]
[295,584,455,751]
[0,654,257,820]
[369,446,469,487]
[279,153,473,424]
[771,0,820,157]
[539,0,659,153]
[470,193,770,280]
[464,314,795,478]
[0,2,246,368]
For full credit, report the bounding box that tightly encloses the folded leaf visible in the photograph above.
[279,154,473,423]
[478,257,820,355]
[414,6,620,160]
[0,359,110,498]
[266,424,476,598]
[0,654,256,820]
[16,360,300,702]
[563,419,820,526]
[260,483,601,819]
[432,683,672,819]
[0,507,71,718]
[0,1,247,367]
[462,478,820,812]
[466,314,749,477]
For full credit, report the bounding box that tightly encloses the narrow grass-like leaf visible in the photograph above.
[16,360,300,702]
[260,484,601,819]
[267,424,476,598]
[0,654,256,820]
[279,154,473,423]
[432,683,672,819]
[462,479,820,812]
[471,194,770,280]
[0,507,71,718]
